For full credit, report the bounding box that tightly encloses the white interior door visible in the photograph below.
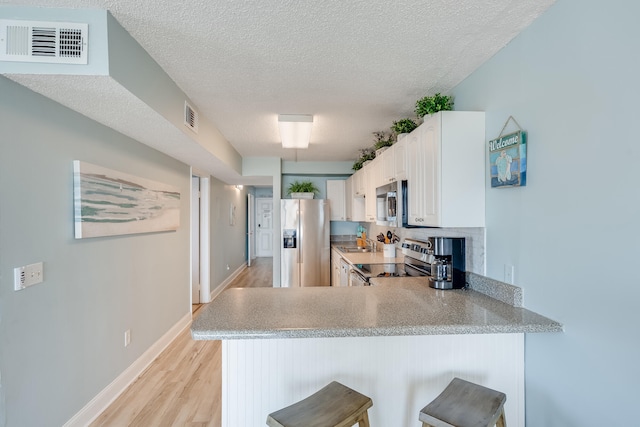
[247,194,255,266]
[256,198,273,257]
[191,176,200,304]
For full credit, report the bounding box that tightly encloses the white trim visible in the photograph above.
[63,313,192,427]
[209,262,247,301]
[199,177,211,302]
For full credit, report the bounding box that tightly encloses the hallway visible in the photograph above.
[90,257,273,426]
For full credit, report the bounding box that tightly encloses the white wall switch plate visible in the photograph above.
[14,262,44,291]
[124,329,131,347]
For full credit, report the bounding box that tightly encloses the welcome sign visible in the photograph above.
[489,130,527,188]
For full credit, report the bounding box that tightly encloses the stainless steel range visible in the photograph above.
[350,241,430,286]
[350,262,411,286]
[351,237,466,289]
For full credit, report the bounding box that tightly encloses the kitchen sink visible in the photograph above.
[338,246,372,253]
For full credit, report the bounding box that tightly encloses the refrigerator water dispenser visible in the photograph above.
[283,229,297,248]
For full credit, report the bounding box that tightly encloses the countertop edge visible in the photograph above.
[192,322,564,340]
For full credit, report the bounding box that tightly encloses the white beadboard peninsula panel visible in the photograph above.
[222,334,524,427]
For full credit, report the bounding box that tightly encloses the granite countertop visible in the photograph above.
[331,243,405,265]
[191,279,563,340]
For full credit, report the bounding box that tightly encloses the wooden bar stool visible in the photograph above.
[419,377,507,427]
[266,381,373,427]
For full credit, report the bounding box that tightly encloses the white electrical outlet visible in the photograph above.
[124,329,131,347]
[504,264,515,284]
[14,262,44,291]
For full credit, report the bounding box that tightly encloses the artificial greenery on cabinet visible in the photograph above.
[373,131,394,150]
[391,118,418,136]
[352,147,376,171]
[286,180,319,197]
[415,93,454,118]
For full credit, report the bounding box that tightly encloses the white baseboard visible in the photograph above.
[209,262,247,301]
[63,313,192,427]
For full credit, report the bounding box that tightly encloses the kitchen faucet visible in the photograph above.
[366,238,377,252]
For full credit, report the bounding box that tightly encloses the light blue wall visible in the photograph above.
[254,187,273,198]
[453,0,640,424]
[209,179,248,287]
[0,76,191,426]
[330,221,360,236]
[282,160,354,175]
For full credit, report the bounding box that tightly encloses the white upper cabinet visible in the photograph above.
[352,168,366,197]
[406,111,485,227]
[394,137,408,181]
[365,157,380,222]
[344,175,353,221]
[380,147,395,184]
[326,180,346,221]
[345,173,365,222]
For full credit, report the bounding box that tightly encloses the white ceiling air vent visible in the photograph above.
[0,19,88,64]
[184,101,199,134]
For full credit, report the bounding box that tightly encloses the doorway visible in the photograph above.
[191,173,211,309]
[255,197,273,257]
[191,176,200,305]
[247,194,255,266]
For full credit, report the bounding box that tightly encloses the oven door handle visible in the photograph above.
[404,263,430,277]
[350,270,368,286]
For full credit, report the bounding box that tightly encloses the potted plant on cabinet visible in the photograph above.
[391,118,418,142]
[287,180,319,199]
[414,93,454,118]
[373,131,394,156]
[352,147,376,171]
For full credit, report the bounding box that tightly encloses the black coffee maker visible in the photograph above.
[428,237,466,289]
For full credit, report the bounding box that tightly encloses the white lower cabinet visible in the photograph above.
[331,248,341,286]
[331,249,351,287]
[406,111,485,227]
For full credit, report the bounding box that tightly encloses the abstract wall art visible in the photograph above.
[73,161,181,239]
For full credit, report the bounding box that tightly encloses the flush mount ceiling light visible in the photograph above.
[278,114,313,149]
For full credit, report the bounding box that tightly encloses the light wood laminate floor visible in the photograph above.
[90,257,273,427]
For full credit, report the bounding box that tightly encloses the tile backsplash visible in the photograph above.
[364,224,486,275]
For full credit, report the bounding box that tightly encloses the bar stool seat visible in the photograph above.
[266,381,373,427]
[419,377,507,427]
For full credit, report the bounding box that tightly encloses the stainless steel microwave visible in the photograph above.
[376,181,400,227]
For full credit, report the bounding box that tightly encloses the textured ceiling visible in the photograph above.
[2,0,555,172]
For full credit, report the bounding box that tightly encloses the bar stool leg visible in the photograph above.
[496,407,506,427]
[358,409,370,427]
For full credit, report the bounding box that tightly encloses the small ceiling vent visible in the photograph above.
[184,101,199,134]
[0,19,88,64]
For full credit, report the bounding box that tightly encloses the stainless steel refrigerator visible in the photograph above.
[281,199,330,287]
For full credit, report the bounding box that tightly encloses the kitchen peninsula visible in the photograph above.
[192,275,561,427]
